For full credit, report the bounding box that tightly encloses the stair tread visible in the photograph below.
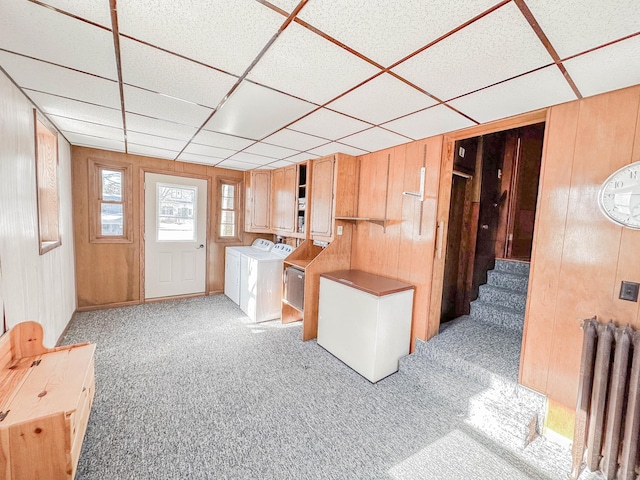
[479,283,528,297]
[418,317,522,383]
[471,299,525,315]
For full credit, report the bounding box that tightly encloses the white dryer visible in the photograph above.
[224,239,274,305]
[240,243,293,323]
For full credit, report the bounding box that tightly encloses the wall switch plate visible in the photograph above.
[620,281,639,302]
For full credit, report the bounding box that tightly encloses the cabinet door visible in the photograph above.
[310,155,335,238]
[272,165,296,233]
[250,170,271,231]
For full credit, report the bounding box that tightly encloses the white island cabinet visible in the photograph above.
[317,270,414,383]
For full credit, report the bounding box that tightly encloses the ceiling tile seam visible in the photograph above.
[443,63,554,103]
[29,0,112,31]
[515,0,582,99]
[122,82,218,109]
[183,0,312,167]
[0,65,72,146]
[60,130,123,142]
[118,34,241,80]
[110,0,128,153]
[385,72,479,125]
[0,48,119,83]
[560,31,640,63]
[49,114,124,130]
[385,0,512,71]
[21,88,122,112]
[242,78,322,107]
[291,17,386,70]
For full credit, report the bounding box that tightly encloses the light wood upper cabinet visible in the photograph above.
[246,170,271,232]
[309,154,358,241]
[271,164,296,234]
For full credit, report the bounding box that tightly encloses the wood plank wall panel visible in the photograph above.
[72,146,245,308]
[520,102,579,393]
[521,85,640,409]
[0,72,76,346]
[351,136,443,349]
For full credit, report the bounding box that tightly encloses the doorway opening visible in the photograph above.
[440,122,545,323]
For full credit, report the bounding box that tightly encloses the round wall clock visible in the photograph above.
[597,160,640,229]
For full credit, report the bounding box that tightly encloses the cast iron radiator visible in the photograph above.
[571,317,640,480]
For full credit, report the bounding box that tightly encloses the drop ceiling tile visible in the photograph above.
[123,85,212,127]
[120,37,237,108]
[63,132,125,152]
[327,73,438,124]
[308,142,369,157]
[244,142,300,159]
[288,108,370,141]
[268,160,296,169]
[176,152,225,165]
[49,115,124,141]
[281,152,321,164]
[339,127,410,152]
[382,105,475,140]
[37,0,112,27]
[526,0,640,59]
[126,131,188,151]
[183,143,235,159]
[0,1,117,79]
[247,22,380,104]
[118,0,284,76]
[229,152,274,165]
[263,129,328,151]
[293,0,502,67]
[126,113,198,140]
[128,144,179,161]
[563,36,640,98]
[0,51,120,108]
[448,65,576,124]
[205,81,316,140]
[193,130,254,151]
[26,91,123,128]
[217,159,261,171]
[392,3,554,100]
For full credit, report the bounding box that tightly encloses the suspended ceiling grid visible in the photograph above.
[0,0,638,170]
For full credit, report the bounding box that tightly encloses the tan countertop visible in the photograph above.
[320,269,414,297]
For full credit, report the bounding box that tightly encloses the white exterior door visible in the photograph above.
[144,173,207,299]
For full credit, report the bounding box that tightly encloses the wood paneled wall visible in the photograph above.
[72,147,248,309]
[351,136,444,348]
[0,71,76,347]
[521,85,640,412]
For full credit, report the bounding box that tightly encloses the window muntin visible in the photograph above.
[89,158,132,243]
[220,183,236,238]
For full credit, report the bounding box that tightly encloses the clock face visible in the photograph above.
[598,161,640,229]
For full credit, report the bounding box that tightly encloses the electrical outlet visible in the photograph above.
[620,281,639,302]
[337,225,343,235]
[459,146,465,158]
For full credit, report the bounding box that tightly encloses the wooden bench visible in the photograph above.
[0,321,96,479]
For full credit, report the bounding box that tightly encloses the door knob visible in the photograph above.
[481,224,489,230]
[197,244,204,249]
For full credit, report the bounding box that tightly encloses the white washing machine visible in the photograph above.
[239,243,293,323]
[224,239,274,305]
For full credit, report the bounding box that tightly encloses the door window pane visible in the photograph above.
[102,169,122,202]
[157,184,197,241]
[101,203,123,236]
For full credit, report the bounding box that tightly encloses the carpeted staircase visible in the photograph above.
[398,259,571,477]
